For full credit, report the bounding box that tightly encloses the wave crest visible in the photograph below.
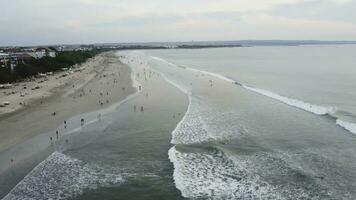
[168,147,280,199]
[243,85,337,115]
[336,119,356,135]
[4,152,124,200]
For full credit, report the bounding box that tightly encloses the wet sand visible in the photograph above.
[0,52,135,152]
[0,51,189,199]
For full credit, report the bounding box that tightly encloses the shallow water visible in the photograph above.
[132,46,356,199]
[1,53,188,200]
[1,46,356,199]
[147,45,356,133]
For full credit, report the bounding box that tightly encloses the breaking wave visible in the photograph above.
[121,53,356,199]
[242,85,337,116]
[152,55,338,116]
[336,119,356,135]
[187,67,356,136]
[188,66,356,136]
[152,55,356,136]
[168,146,281,199]
[3,152,124,200]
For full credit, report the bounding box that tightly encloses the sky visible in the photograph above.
[1,0,356,46]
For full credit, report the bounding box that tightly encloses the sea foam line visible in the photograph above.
[186,65,336,116]
[150,55,356,137]
[336,119,356,135]
[152,55,337,116]
[242,85,336,116]
[150,54,356,199]
[3,152,124,200]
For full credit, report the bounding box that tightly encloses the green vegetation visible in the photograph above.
[0,50,101,84]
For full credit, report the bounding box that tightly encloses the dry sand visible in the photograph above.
[0,51,135,152]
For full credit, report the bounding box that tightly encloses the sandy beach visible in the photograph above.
[0,52,135,152]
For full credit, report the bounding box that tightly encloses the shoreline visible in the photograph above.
[0,51,136,152]
[1,51,190,199]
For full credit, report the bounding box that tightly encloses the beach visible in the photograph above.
[0,52,135,152]
[1,46,356,199]
[1,51,189,199]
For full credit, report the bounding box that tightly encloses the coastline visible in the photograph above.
[0,51,136,152]
[1,51,190,199]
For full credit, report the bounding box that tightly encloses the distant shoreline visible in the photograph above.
[2,40,356,49]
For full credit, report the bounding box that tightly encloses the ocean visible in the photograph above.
[1,45,356,199]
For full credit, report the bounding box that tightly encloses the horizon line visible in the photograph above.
[1,39,356,48]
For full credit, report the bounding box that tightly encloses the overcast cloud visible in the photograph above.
[1,0,356,46]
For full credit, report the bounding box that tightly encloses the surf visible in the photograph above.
[3,152,125,200]
[123,51,356,200]
[150,55,356,136]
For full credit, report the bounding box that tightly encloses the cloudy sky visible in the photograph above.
[1,0,356,46]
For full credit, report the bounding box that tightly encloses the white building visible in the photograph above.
[0,53,9,68]
[26,48,57,59]
[47,51,57,58]
[27,50,46,59]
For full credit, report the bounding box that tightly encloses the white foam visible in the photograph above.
[3,152,124,200]
[183,65,337,116]
[336,119,356,135]
[157,71,190,95]
[186,67,236,83]
[168,147,281,199]
[151,56,177,66]
[151,56,236,84]
[161,57,337,116]
[243,85,337,116]
[147,55,244,144]
[170,98,215,145]
[184,65,356,137]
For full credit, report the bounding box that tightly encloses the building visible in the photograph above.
[0,47,59,71]
[0,53,9,68]
[26,49,46,59]
[47,51,57,58]
[25,48,57,59]
[11,53,32,63]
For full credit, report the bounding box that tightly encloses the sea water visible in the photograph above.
[147,45,356,133]
[2,46,356,199]
[140,45,356,199]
